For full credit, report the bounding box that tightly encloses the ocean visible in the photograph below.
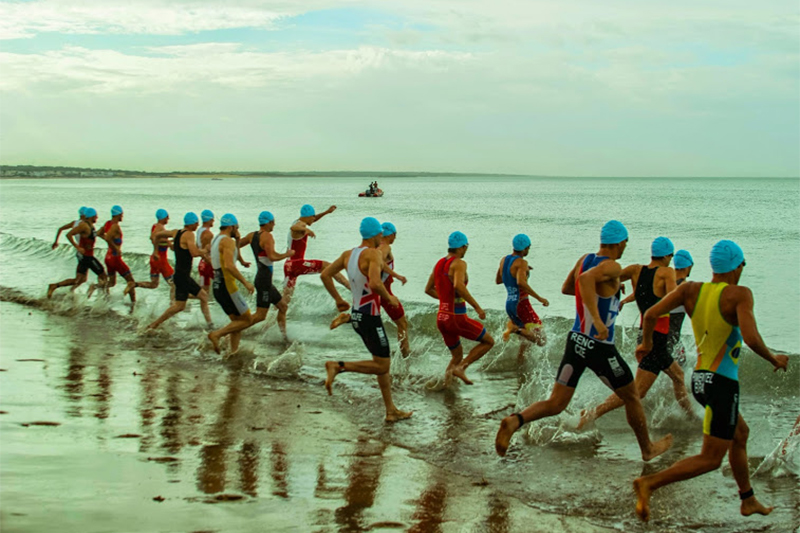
[1,176,798,532]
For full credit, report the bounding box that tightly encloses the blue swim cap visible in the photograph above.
[651,236,674,257]
[300,204,315,218]
[201,209,214,223]
[156,208,168,221]
[84,207,97,218]
[513,233,531,251]
[674,250,694,269]
[600,220,628,244]
[360,217,382,239]
[220,213,238,228]
[111,205,123,216]
[448,231,469,249]
[79,206,87,216]
[710,240,744,274]
[184,212,199,226]
[258,211,274,225]
[381,222,397,236]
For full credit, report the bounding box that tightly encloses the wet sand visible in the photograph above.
[0,301,618,533]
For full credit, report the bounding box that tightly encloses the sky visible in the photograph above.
[0,0,798,176]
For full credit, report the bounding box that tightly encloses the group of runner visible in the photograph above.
[321,217,788,525]
[48,207,790,523]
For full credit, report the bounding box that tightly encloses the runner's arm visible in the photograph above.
[516,259,548,305]
[52,221,73,248]
[221,239,253,291]
[663,266,677,294]
[637,283,690,356]
[735,287,788,372]
[264,233,293,262]
[366,250,396,303]
[238,231,254,248]
[561,256,584,295]
[321,251,348,310]
[233,231,250,267]
[495,259,504,285]
[185,232,206,259]
[66,224,85,253]
[104,224,121,254]
[424,270,438,300]
[313,205,336,222]
[152,229,178,241]
[577,260,621,340]
[381,263,406,284]
[452,260,483,315]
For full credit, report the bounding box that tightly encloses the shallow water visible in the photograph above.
[1,176,799,531]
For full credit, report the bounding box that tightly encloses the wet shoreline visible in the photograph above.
[1,301,632,532]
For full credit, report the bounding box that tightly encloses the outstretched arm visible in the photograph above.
[53,221,74,248]
[313,205,337,223]
[736,288,788,372]
[238,231,254,248]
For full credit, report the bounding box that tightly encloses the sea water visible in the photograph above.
[0,176,798,531]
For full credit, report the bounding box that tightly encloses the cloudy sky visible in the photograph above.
[1,0,797,176]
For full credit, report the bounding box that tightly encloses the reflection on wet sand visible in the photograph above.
[486,491,511,533]
[160,373,183,455]
[239,441,260,497]
[409,478,448,533]
[93,362,111,420]
[63,346,85,418]
[138,363,160,452]
[269,441,288,498]
[335,437,387,531]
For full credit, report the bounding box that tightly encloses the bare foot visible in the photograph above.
[502,323,517,342]
[87,284,97,298]
[324,361,340,395]
[495,415,520,457]
[47,284,57,299]
[642,434,673,462]
[385,409,413,422]
[740,495,774,517]
[330,313,351,330]
[451,365,474,385]
[223,348,239,360]
[207,332,221,354]
[576,408,595,431]
[123,281,136,296]
[633,477,651,522]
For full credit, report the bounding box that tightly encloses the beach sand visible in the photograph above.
[0,301,615,533]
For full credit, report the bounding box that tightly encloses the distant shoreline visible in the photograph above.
[1,172,797,180]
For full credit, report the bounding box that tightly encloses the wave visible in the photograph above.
[1,232,798,398]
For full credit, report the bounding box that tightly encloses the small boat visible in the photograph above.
[359,188,383,198]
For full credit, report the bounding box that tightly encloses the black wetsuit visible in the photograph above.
[173,229,201,302]
[250,231,282,309]
[635,266,674,375]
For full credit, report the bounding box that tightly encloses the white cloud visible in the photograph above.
[0,44,473,93]
[0,1,286,39]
